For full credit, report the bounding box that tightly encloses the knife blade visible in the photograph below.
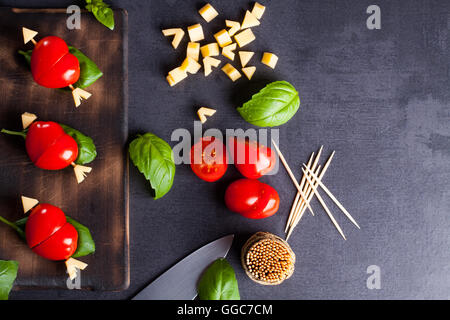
[132,234,234,300]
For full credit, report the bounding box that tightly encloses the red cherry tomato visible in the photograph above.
[25,203,78,261]
[30,36,80,88]
[190,137,228,182]
[225,179,280,219]
[228,137,276,179]
[25,121,78,170]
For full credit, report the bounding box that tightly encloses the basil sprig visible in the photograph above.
[237,80,301,127]
[7,216,95,259]
[86,0,115,30]
[198,258,240,300]
[129,133,176,200]
[0,260,18,300]
[1,124,97,166]
[18,46,103,90]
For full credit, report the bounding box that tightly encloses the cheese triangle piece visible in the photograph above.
[162,28,185,49]
[225,20,240,36]
[203,56,221,76]
[242,66,256,80]
[21,196,39,214]
[222,43,237,60]
[66,258,88,280]
[22,27,38,44]
[197,107,217,123]
[21,112,37,129]
[241,10,260,29]
[239,51,254,67]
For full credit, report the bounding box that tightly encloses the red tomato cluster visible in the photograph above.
[26,121,78,170]
[189,136,280,219]
[31,36,80,88]
[25,204,78,261]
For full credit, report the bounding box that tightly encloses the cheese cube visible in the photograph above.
[234,29,256,48]
[222,43,237,60]
[252,2,266,20]
[21,112,37,129]
[221,63,241,81]
[201,43,220,57]
[187,24,204,42]
[261,52,278,69]
[241,10,260,29]
[242,66,256,80]
[186,42,200,61]
[199,3,219,22]
[214,29,233,48]
[238,51,254,67]
[162,28,185,49]
[203,56,221,76]
[225,20,240,36]
[181,56,202,74]
[168,67,188,85]
[166,75,176,87]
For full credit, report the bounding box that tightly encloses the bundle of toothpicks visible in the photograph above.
[271,141,360,241]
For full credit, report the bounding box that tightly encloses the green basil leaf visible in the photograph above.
[129,133,175,200]
[237,80,301,127]
[13,216,95,258]
[66,217,96,258]
[17,46,103,90]
[198,258,240,300]
[68,46,103,89]
[59,124,97,165]
[86,0,115,30]
[0,260,18,300]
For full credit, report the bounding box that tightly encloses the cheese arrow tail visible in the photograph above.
[69,85,92,107]
[72,163,92,184]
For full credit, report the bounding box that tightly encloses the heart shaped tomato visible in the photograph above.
[25,121,78,170]
[25,203,78,261]
[30,36,80,88]
[228,137,276,179]
[225,179,280,219]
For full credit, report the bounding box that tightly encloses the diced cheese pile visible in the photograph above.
[162,2,278,87]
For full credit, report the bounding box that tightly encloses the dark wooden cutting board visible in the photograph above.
[0,8,129,291]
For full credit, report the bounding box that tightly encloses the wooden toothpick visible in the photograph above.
[301,168,347,240]
[288,151,335,235]
[302,164,360,229]
[271,140,316,217]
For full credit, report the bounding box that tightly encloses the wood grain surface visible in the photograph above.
[0,8,129,291]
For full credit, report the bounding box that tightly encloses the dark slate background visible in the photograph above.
[2,0,450,300]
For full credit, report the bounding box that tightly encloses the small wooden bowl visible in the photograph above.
[241,232,296,285]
